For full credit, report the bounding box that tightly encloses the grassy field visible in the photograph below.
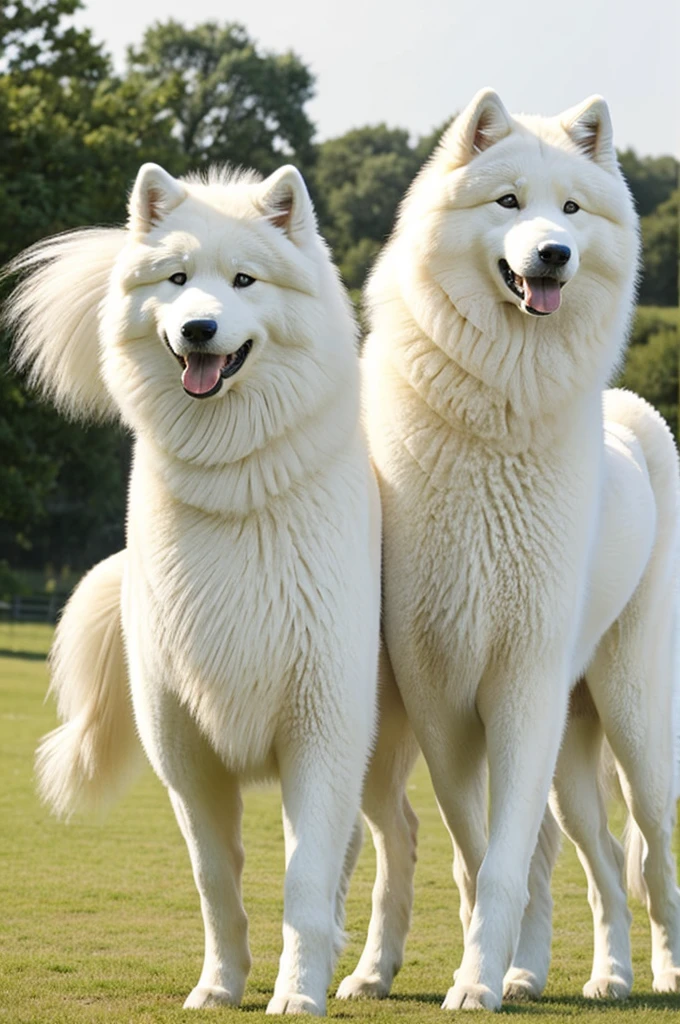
[0,622,53,658]
[2,634,680,1023]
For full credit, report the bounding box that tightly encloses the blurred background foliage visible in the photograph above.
[0,0,678,598]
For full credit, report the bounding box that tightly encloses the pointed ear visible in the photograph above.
[258,165,316,244]
[128,163,187,234]
[560,96,616,171]
[440,88,513,167]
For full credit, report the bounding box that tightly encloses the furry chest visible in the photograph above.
[124,501,353,771]
[383,440,590,662]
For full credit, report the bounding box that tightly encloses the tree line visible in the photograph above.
[1,0,678,596]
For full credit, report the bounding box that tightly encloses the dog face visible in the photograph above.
[400,89,638,328]
[106,165,324,404]
[120,165,326,402]
[95,164,355,462]
[5,163,356,461]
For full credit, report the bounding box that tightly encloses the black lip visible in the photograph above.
[499,258,525,302]
[525,306,552,317]
[220,338,253,380]
[181,339,254,400]
[164,332,185,366]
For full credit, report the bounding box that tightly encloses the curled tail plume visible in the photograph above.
[604,389,680,904]
[36,551,143,819]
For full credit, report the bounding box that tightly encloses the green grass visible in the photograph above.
[2,632,680,1022]
[0,621,53,657]
[630,306,679,346]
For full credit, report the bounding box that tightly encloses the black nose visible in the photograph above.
[181,319,218,344]
[538,242,571,267]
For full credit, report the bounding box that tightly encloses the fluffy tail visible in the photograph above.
[36,551,143,820]
[2,227,126,421]
[604,388,680,903]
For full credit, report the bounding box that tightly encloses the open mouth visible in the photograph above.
[498,259,563,316]
[165,338,253,398]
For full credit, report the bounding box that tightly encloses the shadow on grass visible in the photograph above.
[0,647,46,661]
[388,992,445,1005]
[534,993,680,1012]
[239,1001,355,1018]
[386,991,680,1014]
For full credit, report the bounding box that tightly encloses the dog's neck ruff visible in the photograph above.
[137,367,360,518]
[377,254,624,455]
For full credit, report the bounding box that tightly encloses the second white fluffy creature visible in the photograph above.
[6,163,381,1015]
[337,89,680,1010]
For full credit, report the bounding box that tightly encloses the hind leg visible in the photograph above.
[424,707,489,992]
[550,681,632,999]
[334,815,364,944]
[337,649,420,1000]
[503,806,561,1001]
[588,603,680,992]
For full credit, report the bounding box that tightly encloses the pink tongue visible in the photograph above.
[182,353,226,396]
[524,277,561,314]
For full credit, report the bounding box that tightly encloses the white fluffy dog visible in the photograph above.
[5,163,381,1015]
[336,89,680,1009]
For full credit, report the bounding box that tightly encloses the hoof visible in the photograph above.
[266,992,324,1015]
[503,968,543,1001]
[183,984,240,1008]
[442,982,500,1011]
[653,969,680,993]
[583,974,632,999]
[336,973,390,999]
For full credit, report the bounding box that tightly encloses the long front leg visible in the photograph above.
[171,780,251,1008]
[134,688,251,1010]
[443,659,570,1011]
[268,727,368,1015]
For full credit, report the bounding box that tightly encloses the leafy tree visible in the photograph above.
[0,0,139,575]
[638,190,679,307]
[617,150,678,306]
[618,149,678,217]
[1,3,678,589]
[313,126,425,289]
[312,117,452,291]
[0,0,107,79]
[127,21,315,174]
[0,7,319,582]
[618,328,679,439]
[0,332,128,576]
[0,10,183,265]
[629,306,680,347]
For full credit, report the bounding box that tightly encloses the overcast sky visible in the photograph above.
[77,0,680,158]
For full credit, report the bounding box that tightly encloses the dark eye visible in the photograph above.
[233,272,255,289]
[563,200,580,215]
[497,194,519,209]
[169,272,187,286]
